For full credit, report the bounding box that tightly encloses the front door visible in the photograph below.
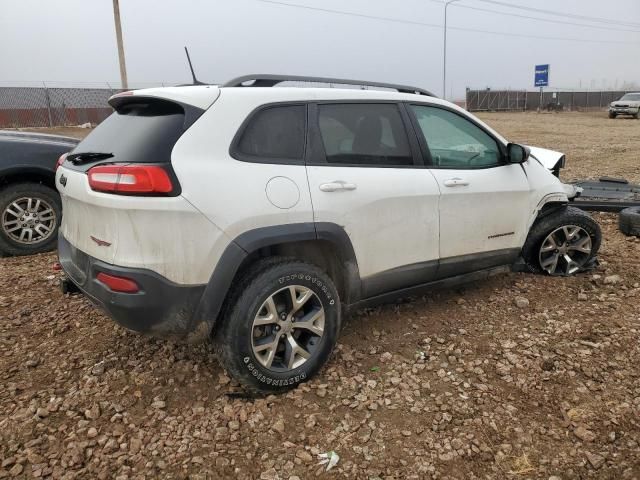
[408,104,530,275]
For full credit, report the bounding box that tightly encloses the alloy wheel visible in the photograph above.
[2,196,57,245]
[539,225,592,275]
[251,285,325,372]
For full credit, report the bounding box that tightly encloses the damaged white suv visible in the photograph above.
[56,75,601,392]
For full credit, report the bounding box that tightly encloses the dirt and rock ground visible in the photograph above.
[1,112,639,479]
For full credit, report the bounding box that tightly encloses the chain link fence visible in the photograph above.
[0,86,122,128]
[3,84,636,127]
[465,89,635,112]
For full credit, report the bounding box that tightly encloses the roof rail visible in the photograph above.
[222,74,436,97]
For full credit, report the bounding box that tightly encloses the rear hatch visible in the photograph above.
[56,89,215,270]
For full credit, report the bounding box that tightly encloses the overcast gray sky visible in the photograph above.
[1,0,639,98]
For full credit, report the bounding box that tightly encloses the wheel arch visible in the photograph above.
[535,200,568,221]
[0,167,57,191]
[192,222,361,338]
[529,193,569,230]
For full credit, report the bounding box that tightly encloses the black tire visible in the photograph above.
[0,183,61,256]
[608,112,616,119]
[619,207,640,236]
[522,206,601,275]
[214,259,341,393]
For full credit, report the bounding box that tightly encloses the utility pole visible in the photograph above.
[112,0,128,89]
[442,0,461,99]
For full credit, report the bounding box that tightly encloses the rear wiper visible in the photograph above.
[67,152,114,165]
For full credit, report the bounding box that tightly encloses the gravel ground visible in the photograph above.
[1,112,640,479]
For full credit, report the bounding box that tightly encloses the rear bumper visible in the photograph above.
[58,233,207,341]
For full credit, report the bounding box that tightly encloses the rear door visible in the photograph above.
[306,102,441,298]
[408,104,530,275]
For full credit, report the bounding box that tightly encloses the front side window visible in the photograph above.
[317,104,414,167]
[236,105,306,160]
[410,105,502,169]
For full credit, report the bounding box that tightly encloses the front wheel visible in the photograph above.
[0,182,61,256]
[214,260,341,393]
[522,206,601,276]
[608,112,616,119]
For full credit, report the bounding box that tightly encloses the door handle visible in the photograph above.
[319,181,357,192]
[443,178,469,187]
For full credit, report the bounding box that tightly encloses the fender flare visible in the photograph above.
[529,193,569,229]
[0,165,56,187]
[191,222,361,338]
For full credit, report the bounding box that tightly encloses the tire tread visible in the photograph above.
[619,207,640,236]
[522,206,601,274]
[0,182,61,256]
[214,258,340,394]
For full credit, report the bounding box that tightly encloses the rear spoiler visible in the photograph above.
[106,94,207,131]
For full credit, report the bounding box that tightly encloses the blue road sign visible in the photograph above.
[535,64,550,87]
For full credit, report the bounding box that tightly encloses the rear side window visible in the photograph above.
[236,105,306,161]
[317,104,413,167]
[69,98,189,169]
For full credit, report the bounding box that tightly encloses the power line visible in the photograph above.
[448,24,638,44]
[255,0,441,28]
[254,0,640,44]
[453,3,640,33]
[472,0,640,28]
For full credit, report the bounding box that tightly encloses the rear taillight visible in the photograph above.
[56,153,68,171]
[88,164,173,194]
[96,272,140,293]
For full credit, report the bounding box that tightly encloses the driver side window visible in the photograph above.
[410,105,502,169]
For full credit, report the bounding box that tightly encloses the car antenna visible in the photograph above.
[184,46,205,85]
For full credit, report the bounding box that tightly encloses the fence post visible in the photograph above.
[571,91,575,112]
[43,82,53,127]
[586,90,589,112]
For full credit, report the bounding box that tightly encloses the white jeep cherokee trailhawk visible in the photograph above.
[56,75,601,392]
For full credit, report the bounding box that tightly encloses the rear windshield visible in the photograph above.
[69,98,186,166]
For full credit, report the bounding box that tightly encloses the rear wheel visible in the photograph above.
[522,206,601,276]
[214,260,341,393]
[0,183,61,256]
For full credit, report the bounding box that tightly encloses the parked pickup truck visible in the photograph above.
[0,131,78,256]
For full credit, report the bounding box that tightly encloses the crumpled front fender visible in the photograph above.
[526,145,566,172]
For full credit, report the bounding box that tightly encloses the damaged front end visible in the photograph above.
[527,145,566,178]
[527,146,640,212]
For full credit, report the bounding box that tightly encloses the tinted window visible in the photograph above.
[410,105,501,169]
[318,104,413,166]
[237,105,305,160]
[69,98,188,170]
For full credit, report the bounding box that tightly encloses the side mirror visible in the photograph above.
[507,143,530,164]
